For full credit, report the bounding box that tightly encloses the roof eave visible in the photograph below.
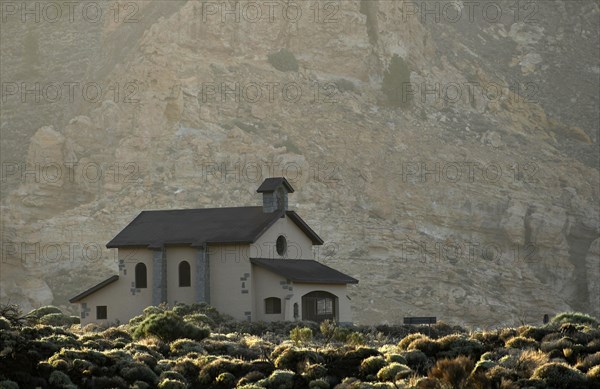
[69,275,120,303]
[285,211,324,245]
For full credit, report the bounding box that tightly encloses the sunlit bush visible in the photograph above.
[290,326,313,345]
[551,312,599,327]
[376,362,412,381]
[531,361,588,388]
[132,311,209,342]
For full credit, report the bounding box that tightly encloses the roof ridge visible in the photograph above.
[140,205,262,213]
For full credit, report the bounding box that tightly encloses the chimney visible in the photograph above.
[257,177,294,213]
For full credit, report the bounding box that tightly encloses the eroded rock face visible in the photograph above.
[1,0,598,325]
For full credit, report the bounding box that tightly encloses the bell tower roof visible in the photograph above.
[256,177,295,193]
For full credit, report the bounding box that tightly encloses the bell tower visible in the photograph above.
[257,177,295,213]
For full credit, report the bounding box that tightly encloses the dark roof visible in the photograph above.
[256,177,295,193]
[286,211,323,245]
[250,258,358,284]
[69,275,119,303]
[107,207,323,248]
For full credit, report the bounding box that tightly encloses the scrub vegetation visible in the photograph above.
[1,304,599,388]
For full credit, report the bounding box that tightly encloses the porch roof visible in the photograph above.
[250,258,358,284]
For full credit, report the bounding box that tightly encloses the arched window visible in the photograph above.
[265,297,282,314]
[135,263,147,288]
[179,261,191,287]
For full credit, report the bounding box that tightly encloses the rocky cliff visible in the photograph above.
[1,0,598,327]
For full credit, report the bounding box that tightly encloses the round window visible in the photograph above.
[276,235,287,256]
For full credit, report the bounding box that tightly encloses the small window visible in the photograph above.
[135,263,147,288]
[265,297,282,314]
[276,235,287,256]
[316,298,333,315]
[293,303,299,319]
[96,306,107,320]
[179,260,191,287]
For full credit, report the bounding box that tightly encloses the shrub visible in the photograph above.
[290,327,313,345]
[513,349,549,378]
[158,378,187,389]
[28,305,62,319]
[470,330,502,349]
[428,356,474,388]
[376,362,412,381]
[132,311,209,342]
[575,351,600,372]
[399,333,429,350]
[407,336,440,357]
[436,334,484,359]
[239,371,265,385]
[333,326,353,343]
[171,357,201,384]
[531,362,588,388]
[267,49,299,72]
[540,336,574,353]
[0,380,19,389]
[90,375,128,388]
[309,378,330,388]
[303,363,327,380]
[382,54,412,108]
[38,313,79,327]
[169,338,205,356]
[0,304,24,327]
[0,316,11,330]
[48,370,76,388]
[198,357,251,384]
[121,364,159,386]
[588,365,600,379]
[400,350,430,374]
[505,336,539,350]
[274,348,321,372]
[385,354,407,364]
[519,326,553,341]
[260,369,297,388]
[551,312,599,327]
[215,372,235,386]
[102,327,132,342]
[347,332,366,347]
[360,356,387,376]
[320,320,337,342]
[183,313,215,328]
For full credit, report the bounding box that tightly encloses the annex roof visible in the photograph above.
[69,275,119,303]
[250,258,358,284]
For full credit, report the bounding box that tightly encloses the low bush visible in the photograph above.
[435,334,484,359]
[505,336,539,350]
[38,313,80,327]
[551,312,599,327]
[27,306,63,320]
[2,304,598,388]
[407,335,440,357]
[428,356,474,388]
[376,362,412,381]
[290,327,313,345]
[531,362,588,388]
[513,349,549,378]
[398,333,428,350]
[575,351,600,372]
[169,338,205,357]
[132,311,209,342]
[359,356,387,376]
